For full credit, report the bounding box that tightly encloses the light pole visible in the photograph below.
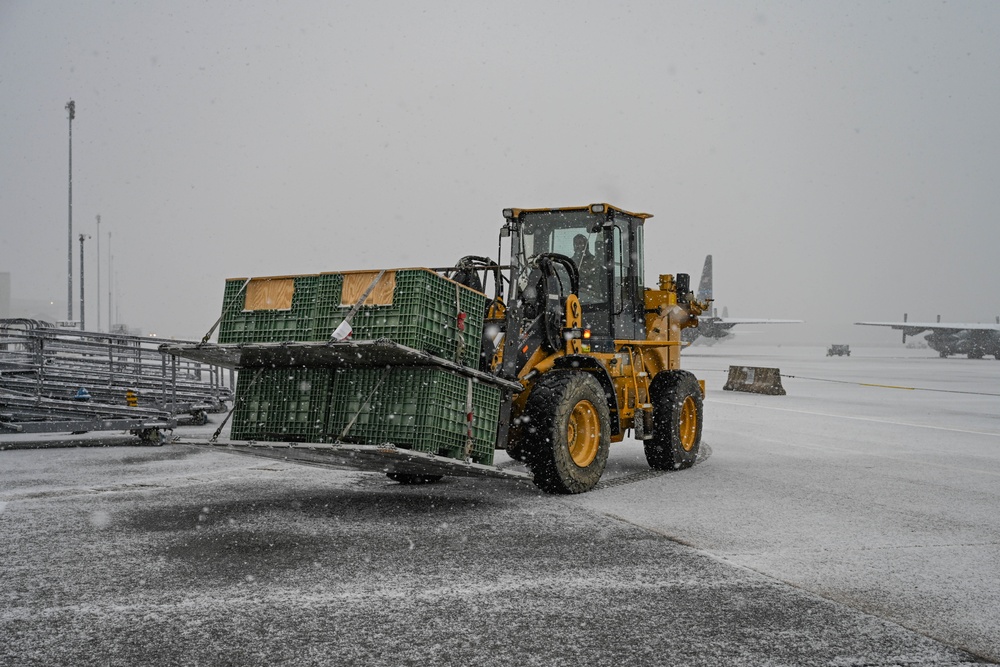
[108,231,113,331]
[79,233,90,330]
[66,99,75,321]
[96,214,101,332]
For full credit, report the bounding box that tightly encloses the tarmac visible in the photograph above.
[1,344,997,666]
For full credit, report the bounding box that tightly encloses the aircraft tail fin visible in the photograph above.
[697,254,713,303]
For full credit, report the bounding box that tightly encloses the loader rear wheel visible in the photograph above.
[522,371,610,494]
[645,370,703,470]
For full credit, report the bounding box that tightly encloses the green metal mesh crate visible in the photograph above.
[217,275,318,344]
[230,368,333,442]
[309,272,345,341]
[308,269,487,367]
[326,367,500,465]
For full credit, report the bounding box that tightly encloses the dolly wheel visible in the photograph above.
[134,428,166,447]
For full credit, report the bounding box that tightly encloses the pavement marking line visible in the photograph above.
[708,397,1000,439]
[686,366,1000,397]
[783,373,1000,397]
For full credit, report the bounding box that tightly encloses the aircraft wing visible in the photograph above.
[690,315,803,340]
[855,321,1000,333]
[688,255,802,340]
[715,318,803,325]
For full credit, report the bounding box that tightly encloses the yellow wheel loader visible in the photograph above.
[457,204,709,493]
[163,204,709,494]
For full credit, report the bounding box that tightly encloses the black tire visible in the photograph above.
[504,436,529,463]
[521,371,610,494]
[134,428,166,447]
[645,370,703,470]
[386,473,443,485]
[504,411,533,463]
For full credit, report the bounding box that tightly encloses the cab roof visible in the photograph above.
[503,203,652,220]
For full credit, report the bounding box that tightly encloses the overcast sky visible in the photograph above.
[2,1,998,344]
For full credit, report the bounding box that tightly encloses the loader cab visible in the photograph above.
[503,204,648,355]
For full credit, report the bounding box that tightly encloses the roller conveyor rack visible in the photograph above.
[0,389,176,438]
[0,320,234,430]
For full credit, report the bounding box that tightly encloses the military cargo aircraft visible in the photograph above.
[855,314,1000,359]
[684,255,803,344]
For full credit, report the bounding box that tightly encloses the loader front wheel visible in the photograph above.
[645,370,703,470]
[522,371,610,494]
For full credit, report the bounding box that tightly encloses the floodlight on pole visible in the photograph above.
[66,99,75,321]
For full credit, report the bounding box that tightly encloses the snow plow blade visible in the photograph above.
[175,437,532,482]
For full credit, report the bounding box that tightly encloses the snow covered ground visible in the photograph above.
[576,344,1000,660]
[1,344,998,665]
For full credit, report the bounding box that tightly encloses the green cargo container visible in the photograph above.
[309,269,487,368]
[230,367,333,442]
[326,366,500,465]
[217,275,319,344]
[309,272,345,342]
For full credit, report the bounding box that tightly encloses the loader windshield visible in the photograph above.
[509,206,647,345]
[520,210,609,306]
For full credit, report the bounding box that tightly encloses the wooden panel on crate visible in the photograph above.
[244,278,295,311]
[340,270,396,307]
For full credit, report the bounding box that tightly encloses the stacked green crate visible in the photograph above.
[230,368,333,442]
[309,272,345,340]
[309,269,487,367]
[217,275,319,344]
[326,367,500,465]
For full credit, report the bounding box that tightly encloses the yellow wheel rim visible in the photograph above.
[567,399,600,467]
[679,395,698,452]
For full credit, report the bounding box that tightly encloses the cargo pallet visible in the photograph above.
[162,339,528,482]
[164,264,529,482]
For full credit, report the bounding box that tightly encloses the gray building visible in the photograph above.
[0,272,10,318]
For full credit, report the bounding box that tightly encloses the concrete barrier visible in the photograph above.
[723,365,786,395]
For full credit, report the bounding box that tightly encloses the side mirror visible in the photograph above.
[675,273,690,303]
